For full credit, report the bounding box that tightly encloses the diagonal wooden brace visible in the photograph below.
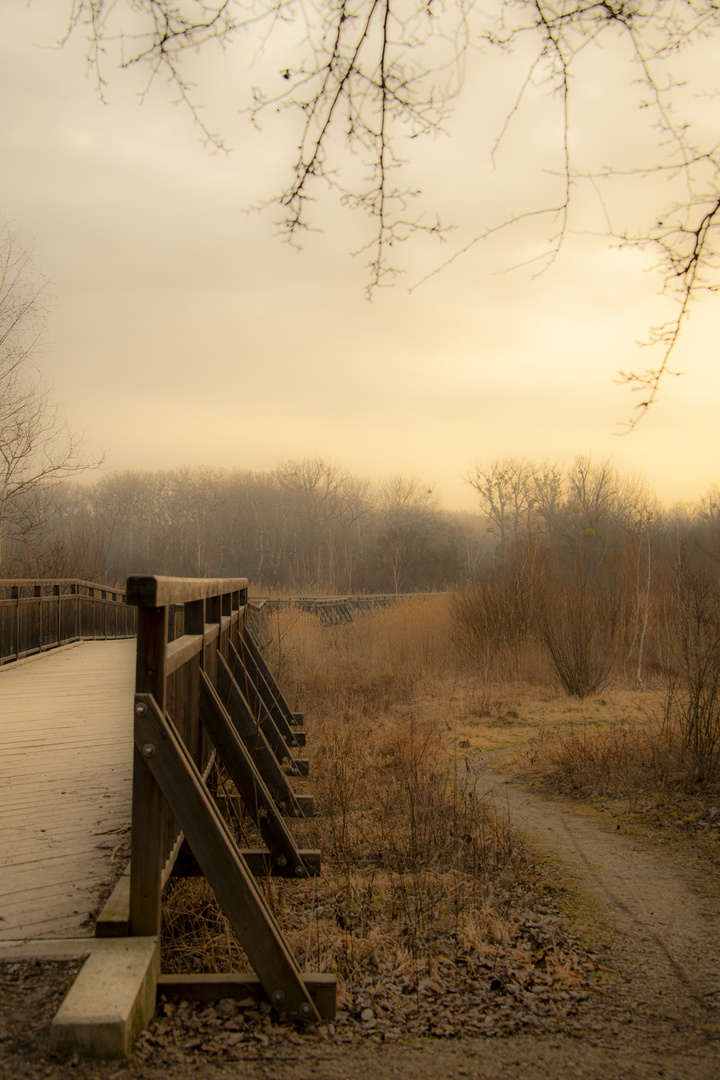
[216,653,306,806]
[133,693,321,1021]
[198,673,315,876]
[235,630,301,735]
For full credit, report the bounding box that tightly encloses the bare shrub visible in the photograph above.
[664,561,720,785]
[542,582,621,699]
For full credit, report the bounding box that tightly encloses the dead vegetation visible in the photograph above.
[155,585,720,1050]
[158,598,591,1042]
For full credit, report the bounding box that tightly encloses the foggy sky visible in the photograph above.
[1,1,718,512]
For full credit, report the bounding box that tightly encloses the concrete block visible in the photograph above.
[50,937,158,1059]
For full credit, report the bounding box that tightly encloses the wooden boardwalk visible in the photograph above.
[0,640,136,941]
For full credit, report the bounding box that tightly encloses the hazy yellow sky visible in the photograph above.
[2,2,719,512]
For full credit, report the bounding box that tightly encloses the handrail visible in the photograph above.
[0,578,128,597]
[0,578,136,665]
[126,574,330,1020]
[126,575,250,934]
[126,575,249,609]
[248,591,440,629]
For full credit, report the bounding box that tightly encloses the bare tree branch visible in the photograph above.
[0,227,103,567]
[55,2,720,417]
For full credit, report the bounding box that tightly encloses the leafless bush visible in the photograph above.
[541,581,621,699]
[664,562,720,785]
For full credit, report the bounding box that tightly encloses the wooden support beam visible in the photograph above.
[225,642,306,775]
[157,974,335,1019]
[294,794,314,816]
[227,639,302,753]
[198,674,312,876]
[236,629,300,735]
[216,791,314,820]
[95,871,131,938]
[215,654,305,810]
[172,842,321,879]
[133,694,322,1021]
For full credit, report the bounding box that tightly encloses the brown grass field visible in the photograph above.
[158,594,719,1042]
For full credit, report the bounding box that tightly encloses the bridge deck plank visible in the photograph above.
[0,640,136,941]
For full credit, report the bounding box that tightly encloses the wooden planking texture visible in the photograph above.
[0,640,136,940]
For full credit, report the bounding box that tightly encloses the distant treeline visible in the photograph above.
[0,460,485,591]
[1,456,718,599]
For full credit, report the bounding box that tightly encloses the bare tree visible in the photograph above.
[466,456,536,558]
[375,474,441,593]
[0,228,99,569]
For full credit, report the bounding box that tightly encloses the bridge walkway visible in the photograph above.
[0,640,135,941]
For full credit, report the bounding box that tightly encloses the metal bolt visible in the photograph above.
[135,702,147,716]
[294,865,305,877]
[271,990,285,1007]
[142,743,156,758]
[298,1002,314,1020]
[276,854,287,867]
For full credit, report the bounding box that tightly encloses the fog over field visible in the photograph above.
[1,2,719,514]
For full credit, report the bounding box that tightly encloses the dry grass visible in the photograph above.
[264,595,458,711]
[159,594,720,1035]
[161,597,591,1032]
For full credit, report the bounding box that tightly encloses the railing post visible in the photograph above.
[230,589,240,650]
[129,602,168,938]
[69,582,77,640]
[54,583,60,645]
[184,598,206,669]
[34,584,42,653]
[12,586,19,662]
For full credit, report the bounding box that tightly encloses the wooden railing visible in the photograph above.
[121,575,333,1021]
[250,591,436,628]
[0,579,136,665]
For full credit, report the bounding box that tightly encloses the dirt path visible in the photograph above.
[2,764,719,1079]
[473,765,720,1012]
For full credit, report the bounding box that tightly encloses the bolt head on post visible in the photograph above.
[135,702,147,716]
[271,990,286,1007]
[298,1002,314,1020]
[142,743,156,758]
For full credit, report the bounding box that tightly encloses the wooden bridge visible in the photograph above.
[0,575,334,1058]
[0,639,136,940]
[251,591,435,629]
